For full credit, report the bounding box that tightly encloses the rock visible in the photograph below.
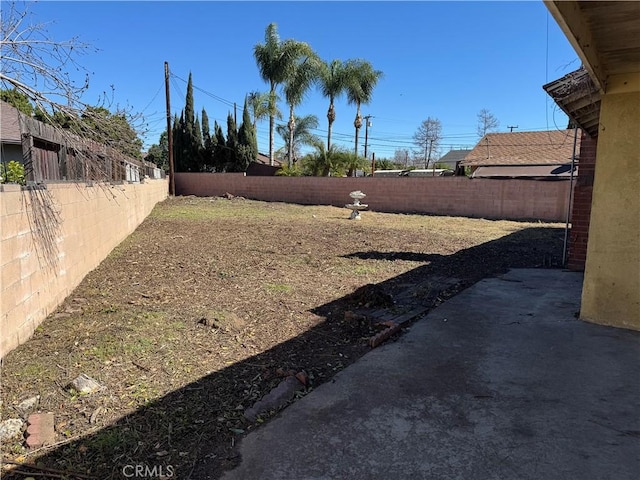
[244,376,305,422]
[344,311,368,323]
[275,368,296,378]
[0,418,24,442]
[68,374,103,394]
[197,311,246,332]
[18,395,40,412]
[89,406,104,424]
[295,371,308,386]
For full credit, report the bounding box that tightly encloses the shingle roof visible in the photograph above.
[0,100,23,143]
[438,149,472,165]
[543,67,600,138]
[460,129,580,166]
[255,152,282,166]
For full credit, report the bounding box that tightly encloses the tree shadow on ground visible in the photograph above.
[3,227,565,480]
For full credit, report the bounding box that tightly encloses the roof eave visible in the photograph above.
[542,68,601,138]
[544,1,607,93]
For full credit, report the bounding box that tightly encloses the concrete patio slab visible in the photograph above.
[219,269,640,480]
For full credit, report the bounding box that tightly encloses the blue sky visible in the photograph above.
[23,1,579,159]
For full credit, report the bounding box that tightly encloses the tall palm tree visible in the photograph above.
[344,59,383,172]
[281,52,319,167]
[318,59,348,150]
[253,23,311,166]
[276,114,319,165]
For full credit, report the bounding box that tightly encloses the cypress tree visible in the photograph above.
[182,72,198,171]
[202,108,215,171]
[225,112,239,171]
[194,114,203,149]
[173,112,188,172]
[213,121,226,171]
[193,113,203,171]
[237,97,258,171]
[171,114,179,166]
[185,73,195,135]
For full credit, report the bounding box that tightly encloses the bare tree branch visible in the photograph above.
[413,117,443,168]
[1,1,147,175]
[477,108,500,138]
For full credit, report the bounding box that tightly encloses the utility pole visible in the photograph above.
[164,61,175,196]
[424,138,429,169]
[363,115,373,161]
[428,139,435,176]
[507,125,518,132]
[371,152,376,176]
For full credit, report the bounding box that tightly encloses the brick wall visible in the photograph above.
[176,173,572,222]
[567,133,597,271]
[0,179,168,357]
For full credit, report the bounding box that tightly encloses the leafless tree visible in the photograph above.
[413,117,442,168]
[1,2,145,166]
[477,108,500,138]
[393,148,411,168]
[1,2,93,115]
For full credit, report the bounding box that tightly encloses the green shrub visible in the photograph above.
[0,161,26,185]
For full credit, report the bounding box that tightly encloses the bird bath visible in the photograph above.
[346,190,368,220]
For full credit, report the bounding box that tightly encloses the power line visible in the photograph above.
[160,71,575,158]
[140,83,165,114]
[170,73,236,109]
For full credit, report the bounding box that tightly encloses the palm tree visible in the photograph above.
[344,59,383,173]
[247,91,271,130]
[276,114,319,166]
[281,53,319,167]
[253,23,311,166]
[302,137,347,176]
[318,59,348,150]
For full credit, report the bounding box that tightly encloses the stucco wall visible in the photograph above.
[0,179,168,357]
[581,83,640,330]
[176,173,572,222]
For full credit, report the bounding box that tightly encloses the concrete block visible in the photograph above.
[26,413,55,448]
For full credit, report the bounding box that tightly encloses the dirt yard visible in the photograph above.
[1,196,565,479]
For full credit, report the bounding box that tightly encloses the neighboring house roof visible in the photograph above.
[1,99,145,168]
[255,152,282,167]
[438,149,472,166]
[0,100,23,144]
[460,129,580,166]
[1,99,73,148]
[471,164,577,179]
[543,67,601,138]
[246,161,281,176]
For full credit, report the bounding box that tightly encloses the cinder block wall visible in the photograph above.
[176,173,572,222]
[568,133,596,271]
[0,180,168,357]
